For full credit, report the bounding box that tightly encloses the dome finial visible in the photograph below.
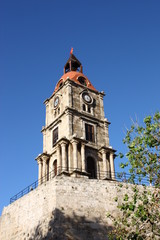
[70,47,73,55]
[64,50,83,74]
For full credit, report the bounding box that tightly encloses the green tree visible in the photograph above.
[108,112,160,240]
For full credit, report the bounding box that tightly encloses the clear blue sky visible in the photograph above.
[0,0,160,214]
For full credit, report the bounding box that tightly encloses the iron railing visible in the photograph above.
[10,167,153,204]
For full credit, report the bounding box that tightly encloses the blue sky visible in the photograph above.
[0,0,160,214]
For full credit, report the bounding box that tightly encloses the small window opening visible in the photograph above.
[58,108,60,114]
[88,106,91,113]
[83,104,86,111]
[78,77,87,86]
[53,160,57,177]
[59,81,63,88]
[53,127,58,146]
[85,123,94,142]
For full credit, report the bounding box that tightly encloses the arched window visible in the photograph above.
[59,81,63,88]
[86,157,97,179]
[47,160,50,181]
[53,160,57,177]
[78,76,87,86]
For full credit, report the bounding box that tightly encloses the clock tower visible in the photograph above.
[36,51,116,182]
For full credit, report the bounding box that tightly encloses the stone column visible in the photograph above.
[57,144,61,174]
[99,92,105,119]
[81,143,85,172]
[106,156,110,178]
[72,140,78,170]
[42,158,47,182]
[102,150,107,179]
[45,103,49,126]
[68,144,71,172]
[41,154,50,182]
[91,107,94,115]
[110,152,115,179]
[61,142,67,171]
[67,84,72,107]
[37,158,42,184]
[65,110,73,138]
[104,119,109,146]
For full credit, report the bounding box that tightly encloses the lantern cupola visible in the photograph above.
[64,49,83,74]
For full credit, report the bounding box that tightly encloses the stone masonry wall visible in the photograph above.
[0,176,139,240]
[0,179,57,240]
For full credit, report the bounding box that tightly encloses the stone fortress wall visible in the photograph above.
[0,176,139,240]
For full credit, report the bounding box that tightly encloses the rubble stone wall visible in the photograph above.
[0,176,137,240]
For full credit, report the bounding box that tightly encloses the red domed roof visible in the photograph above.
[53,71,97,94]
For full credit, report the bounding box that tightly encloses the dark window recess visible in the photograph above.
[86,157,97,179]
[78,77,87,86]
[53,127,58,145]
[53,160,57,176]
[58,108,60,114]
[83,104,86,111]
[47,161,49,181]
[88,106,91,113]
[59,81,63,88]
[85,124,94,142]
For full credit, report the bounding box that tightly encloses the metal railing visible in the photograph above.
[10,167,152,204]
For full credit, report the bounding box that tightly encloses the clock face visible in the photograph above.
[82,93,92,104]
[54,97,59,108]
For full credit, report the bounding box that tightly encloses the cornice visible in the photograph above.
[35,152,50,161]
[99,145,117,153]
[55,137,70,145]
[42,106,108,132]
[70,135,88,144]
[64,106,105,124]
[42,119,62,132]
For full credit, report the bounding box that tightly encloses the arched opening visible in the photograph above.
[78,76,87,86]
[59,80,63,88]
[47,160,50,181]
[86,157,97,179]
[53,160,57,177]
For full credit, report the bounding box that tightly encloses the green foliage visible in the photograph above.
[108,112,160,240]
[108,187,160,239]
[118,183,123,188]
[114,197,118,202]
[123,194,129,201]
[119,153,124,159]
[122,111,160,187]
